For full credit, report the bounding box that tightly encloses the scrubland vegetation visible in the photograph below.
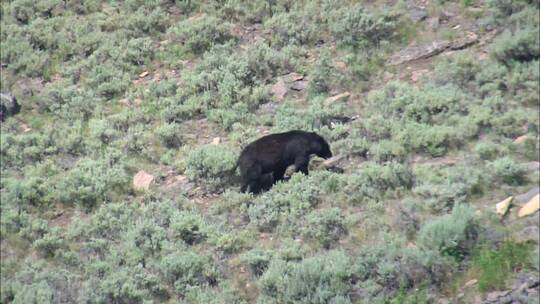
[1,0,539,303]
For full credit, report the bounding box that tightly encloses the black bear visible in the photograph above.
[238,130,332,193]
[0,93,20,122]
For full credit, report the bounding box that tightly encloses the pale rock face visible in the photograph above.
[518,194,540,218]
[133,170,155,191]
[495,196,513,217]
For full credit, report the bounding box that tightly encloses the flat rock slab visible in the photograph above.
[388,40,451,65]
[387,33,478,65]
[515,187,540,204]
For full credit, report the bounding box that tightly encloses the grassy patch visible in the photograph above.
[472,241,532,291]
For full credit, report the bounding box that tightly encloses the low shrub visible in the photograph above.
[171,210,209,245]
[167,15,234,54]
[240,249,274,276]
[418,204,478,261]
[160,251,219,294]
[54,154,130,211]
[302,207,348,249]
[258,251,354,304]
[185,144,239,180]
[354,234,448,299]
[487,157,527,185]
[330,5,398,50]
[156,122,182,148]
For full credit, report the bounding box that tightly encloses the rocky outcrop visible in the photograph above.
[387,33,479,65]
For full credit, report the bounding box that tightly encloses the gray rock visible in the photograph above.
[427,17,440,30]
[515,225,540,244]
[290,80,308,91]
[387,40,450,65]
[515,187,540,204]
[257,102,278,116]
[486,290,511,303]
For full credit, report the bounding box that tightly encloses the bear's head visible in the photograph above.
[310,133,332,159]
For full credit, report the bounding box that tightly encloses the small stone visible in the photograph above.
[282,72,304,82]
[139,71,149,78]
[325,92,351,103]
[514,134,529,144]
[518,194,540,218]
[290,80,308,91]
[175,175,188,183]
[212,137,221,145]
[20,123,32,133]
[496,196,514,217]
[411,69,429,82]
[478,52,489,61]
[335,61,347,70]
[465,279,478,288]
[486,290,511,302]
[133,170,154,191]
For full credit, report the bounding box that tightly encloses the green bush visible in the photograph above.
[5,265,80,304]
[330,5,398,49]
[185,144,239,180]
[168,15,234,54]
[171,210,209,245]
[156,122,182,148]
[240,249,274,276]
[307,49,341,97]
[418,204,478,261]
[248,173,323,231]
[160,251,219,294]
[54,155,130,211]
[272,97,343,132]
[264,8,320,48]
[210,229,253,254]
[33,227,65,258]
[342,161,414,204]
[474,141,502,160]
[354,234,448,299]
[487,157,527,185]
[491,27,540,66]
[413,164,483,212]
[258,251,354,304]
[472,241,532,291]
[302,208,348,249]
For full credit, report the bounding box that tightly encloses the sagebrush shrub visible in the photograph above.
[330,5,398,49]
[258,251,353,304]
[168,15,234,54]
[487,156,527,185]
[185,144,239,180]
[302,208,348,249]
[418,204,478,261]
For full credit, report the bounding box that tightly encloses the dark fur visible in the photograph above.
[0,93,20,122]
[238,130,332,193]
